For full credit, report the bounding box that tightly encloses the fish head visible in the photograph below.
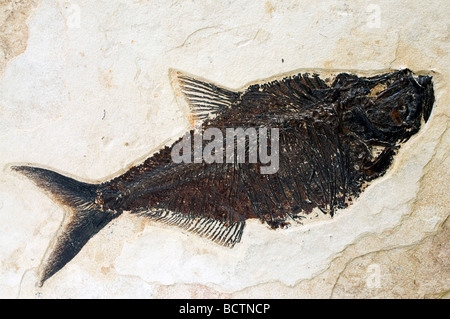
[341,69,434,145]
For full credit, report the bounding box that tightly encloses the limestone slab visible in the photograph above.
[0,0,448,298]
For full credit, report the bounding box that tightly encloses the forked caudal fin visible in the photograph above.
[11,166,120,286]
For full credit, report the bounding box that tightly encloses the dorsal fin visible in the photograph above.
[170,69,241,122]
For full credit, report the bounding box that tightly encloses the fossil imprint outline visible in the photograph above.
[12,68,434,286]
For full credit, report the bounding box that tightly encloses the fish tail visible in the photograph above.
[12,165,120,286]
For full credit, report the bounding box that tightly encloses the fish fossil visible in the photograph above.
[12,68,434,286]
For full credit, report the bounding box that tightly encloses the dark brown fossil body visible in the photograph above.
[13,68,434,285]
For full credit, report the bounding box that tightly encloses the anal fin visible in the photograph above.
[138,208,245,248]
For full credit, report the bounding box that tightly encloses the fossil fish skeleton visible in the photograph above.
[12,68,434,286]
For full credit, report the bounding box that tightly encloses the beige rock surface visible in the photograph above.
[0,0,39,78]
[0,0,448,298]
